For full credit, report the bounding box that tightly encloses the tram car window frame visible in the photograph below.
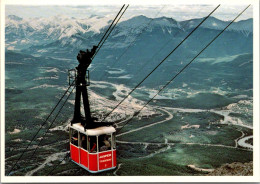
[80,133,88,150]
[112,132,116,150]
[98,134,112,152]
[88,135,97,153]
[70,129,79,146]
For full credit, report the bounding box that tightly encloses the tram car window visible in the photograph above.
[88,136,97,153]
[99,134,111,152]
[70,129,79,146]
[112,132,116,149]
[80,133,87,150]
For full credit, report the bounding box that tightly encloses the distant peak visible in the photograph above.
[237,18,253,23]
[89,14,97,18]
[52,14,70,20]
[89,14,103,19]
[122,15,151,24]
[131,15,149,20]
[155,16,178,23]
[207,16,220,21]
[7,15,23,21]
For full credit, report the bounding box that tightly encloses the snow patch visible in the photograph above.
[12,139,22,142]
[108,68,125,74]
[188,165,214,172]
[45,68,59,73]
[9,128,21,134]
[181,124,200,129]
[30,84,60,90]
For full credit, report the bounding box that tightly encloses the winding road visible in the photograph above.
[117,108,173,137]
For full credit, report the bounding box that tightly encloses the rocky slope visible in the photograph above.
[208,161,253,176]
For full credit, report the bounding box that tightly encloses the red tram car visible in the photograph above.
[69,123,116,173]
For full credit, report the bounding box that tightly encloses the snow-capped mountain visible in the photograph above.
[5,14,253,102]
[5,14,111,50]
[181,16,252,36]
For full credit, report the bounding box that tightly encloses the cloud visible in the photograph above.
[5,4,253,21]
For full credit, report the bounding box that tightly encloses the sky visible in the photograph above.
[5,4,253,22]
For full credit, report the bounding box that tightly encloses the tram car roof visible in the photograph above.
[70,123,116,136]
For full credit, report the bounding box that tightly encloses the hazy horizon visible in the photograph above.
[5,5,253,22]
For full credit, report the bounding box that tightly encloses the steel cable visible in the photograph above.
[117,4,251,134]
[92,5,129,60]
[7,81,75,175]
[100,4,221,122]
[95,5,166,80]
[96,5,126,48]
[30,86,76,158]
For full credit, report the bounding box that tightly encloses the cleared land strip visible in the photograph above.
[117,108,173,137]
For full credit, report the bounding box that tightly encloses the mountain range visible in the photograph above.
[5,14,253,88]
[5,15,253,57]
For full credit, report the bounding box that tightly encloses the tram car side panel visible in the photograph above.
[80,149,88,168]
[89,154,98,171]
[113,150,116,167]
[70,144,80,163]
[70,128,80,163]
[98,151,113,170]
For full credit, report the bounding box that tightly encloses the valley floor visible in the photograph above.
[5,100,253,176]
